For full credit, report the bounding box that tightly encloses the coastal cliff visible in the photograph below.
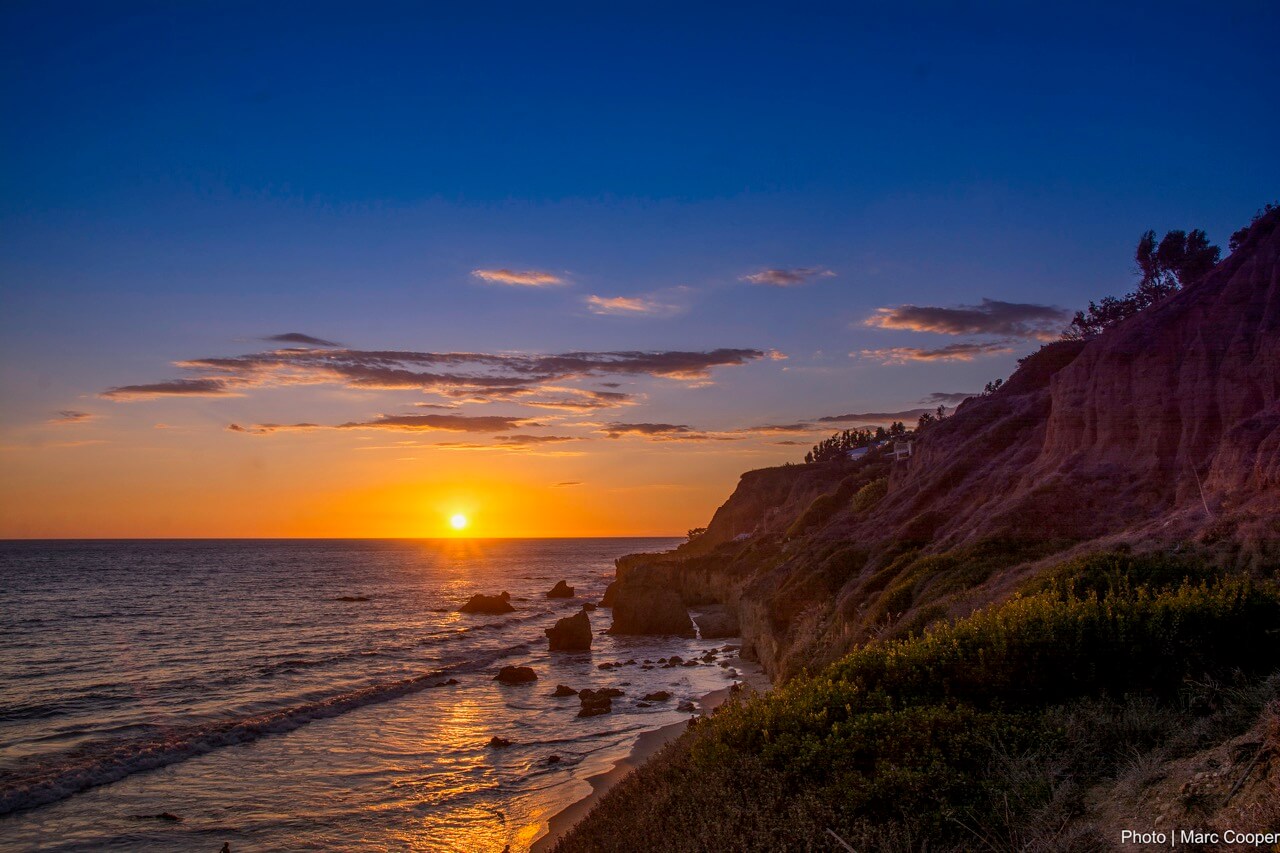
[606,208,1280,682]
[545,209,1280,853]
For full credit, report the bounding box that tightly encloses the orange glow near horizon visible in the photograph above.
[0,426,786,538]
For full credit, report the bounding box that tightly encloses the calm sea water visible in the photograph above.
[0,539,748,852]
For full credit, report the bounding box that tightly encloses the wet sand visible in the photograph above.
[531,660,770,852]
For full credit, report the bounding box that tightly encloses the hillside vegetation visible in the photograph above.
[556,560,1280,851]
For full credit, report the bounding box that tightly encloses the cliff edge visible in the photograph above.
[607,208,1280,681]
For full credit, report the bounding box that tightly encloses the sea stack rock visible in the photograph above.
[545,608,592,651]
[459,591,514,614]
[546,580,575,598]
[494,665,537,684]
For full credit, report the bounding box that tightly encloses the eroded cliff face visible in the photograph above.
[608,210,1280,681]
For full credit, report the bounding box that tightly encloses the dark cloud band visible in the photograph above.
[865,299,1068,340]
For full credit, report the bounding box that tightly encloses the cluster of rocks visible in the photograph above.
[592,646,738,673]
[474,576,743,754]
[577,687,624,717]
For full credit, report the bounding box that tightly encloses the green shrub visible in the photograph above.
[784,492,844,538]
[851,477,888,512]
[1029,550,1220,599]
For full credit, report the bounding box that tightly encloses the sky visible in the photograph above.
[1,1,1277,538]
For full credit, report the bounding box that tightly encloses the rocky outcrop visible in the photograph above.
[608,565,694,637]
[546,580,575,598]
[459,592,514,614]
[678,464,852,554]
[545,609,592,651]
[691,605,739,639]
[494,666,537,684]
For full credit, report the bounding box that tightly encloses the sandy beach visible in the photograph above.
[531,659,771,852]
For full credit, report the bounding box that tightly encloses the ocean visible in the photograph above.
[0,539,748,852]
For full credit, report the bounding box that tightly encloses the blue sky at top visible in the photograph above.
[0,1,1277,534]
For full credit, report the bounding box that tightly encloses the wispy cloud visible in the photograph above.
[471,268,564,286]
[227,414,538,435]
[263,332,341,347]
[493,434,577,445]
[430,435,582,454]
[856,341,1015,364]
[48,410,96,425]
[741,268,835,287]
[554,481,583,487]
[339,414,538,432]
[864,299,1068,341]
[599,422,697,439]
[499,387,636,412]
[102,347,768,405]
[817,408,938,424]
[922,391,976,405]
[585,294,681,317]
[597,422,744,442]
[227,422,323,435]
[103,378,244,400]
[731,422,820,435]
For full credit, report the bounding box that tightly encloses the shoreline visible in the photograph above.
[530,657,770,852]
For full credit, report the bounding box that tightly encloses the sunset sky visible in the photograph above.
[2,2,1277,537]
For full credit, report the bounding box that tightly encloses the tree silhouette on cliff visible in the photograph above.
[1065,228,1220,339]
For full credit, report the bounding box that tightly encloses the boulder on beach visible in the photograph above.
[546,580,575,598]
[643,691,671,702]
[551,684,578,697]
[545,609,592,651]
[582,602,597,611]
[677,700,696,713]
[489,736,513,749]
[494,665,537,684]
[459,591,514,614]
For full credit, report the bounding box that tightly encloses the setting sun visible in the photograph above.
[449,513,468,531]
